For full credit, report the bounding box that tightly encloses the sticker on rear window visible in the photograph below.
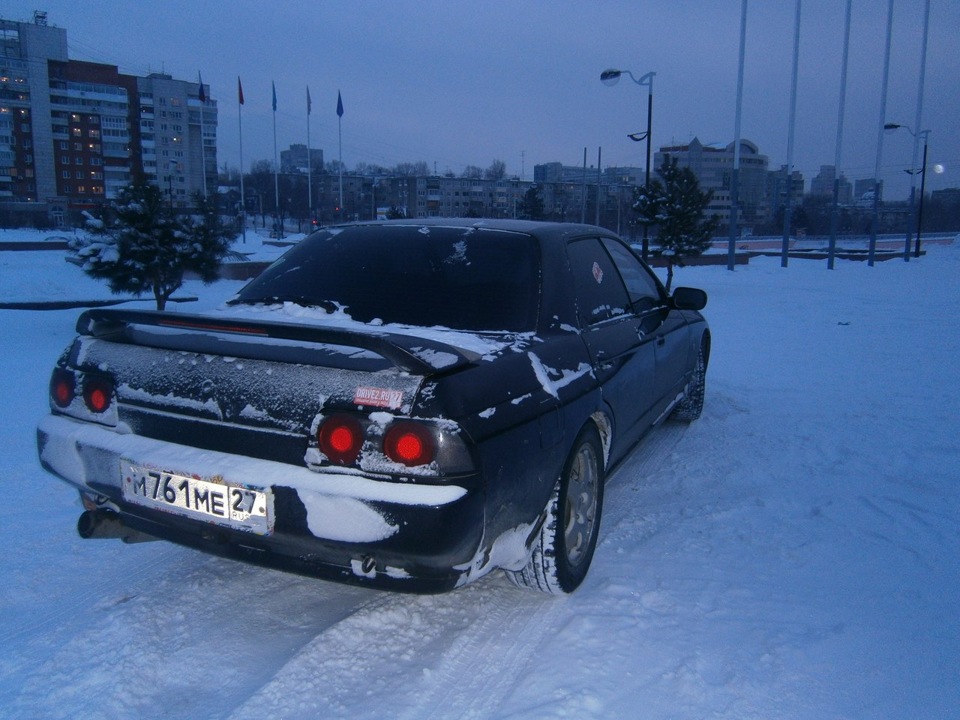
[592,261,604,284]
[354,386,404,409]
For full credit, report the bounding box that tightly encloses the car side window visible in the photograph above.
[601,238,663,314]
[566,238,631,326]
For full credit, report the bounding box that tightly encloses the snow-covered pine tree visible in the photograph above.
[70,183,237,310]
[633,157,719,291]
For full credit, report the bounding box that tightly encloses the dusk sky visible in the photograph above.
[6,1,958,200]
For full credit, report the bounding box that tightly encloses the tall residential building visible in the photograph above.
[654,137,770,229]
[1,13,215,225]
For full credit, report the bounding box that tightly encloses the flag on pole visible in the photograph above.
[272,81,277,112]
[198,72,206,103]
[307,85,312,115]
[237,76,244,105]
[337,90,344,117]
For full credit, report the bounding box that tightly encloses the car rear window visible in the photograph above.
[234,225,540,332]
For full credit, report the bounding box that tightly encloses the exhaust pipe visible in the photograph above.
[77,510,158,544]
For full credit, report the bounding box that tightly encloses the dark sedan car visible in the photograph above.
[37,219,709,594]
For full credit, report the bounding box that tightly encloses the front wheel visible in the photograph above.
[507,425,604,594]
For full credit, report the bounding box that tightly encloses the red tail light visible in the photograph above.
[50,368,76,408]
[384,423,436,467]
[317,415,363,464]
[82,376,114,414]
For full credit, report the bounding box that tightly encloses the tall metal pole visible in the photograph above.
[238,76,246,243]
[580,147,587,224]
[781,0,802,268]
[643,88,653,260]
[198,73,208,198]
[272,81,281,239]
[595,147,602,226]
[727,0,748,271]
[905,0,930,261]
[600,68,654,258]
[337,91,344,222]
[869,0,895,267]
[828,0,852,270]
[306,86,313,223]
[915,134,929,257]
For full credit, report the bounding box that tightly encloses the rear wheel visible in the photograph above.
[507,426,604,594]
[671,339,706,422]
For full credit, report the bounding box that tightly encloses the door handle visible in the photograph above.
[656,336,666,346]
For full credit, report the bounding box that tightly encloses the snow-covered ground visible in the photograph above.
[1,228,957,719]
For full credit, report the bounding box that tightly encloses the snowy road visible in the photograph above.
[1,240,958,719]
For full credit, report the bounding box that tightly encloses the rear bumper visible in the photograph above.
[37,414,485,592]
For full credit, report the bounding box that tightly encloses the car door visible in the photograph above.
[566,237,657,456]
[600,238,690,418]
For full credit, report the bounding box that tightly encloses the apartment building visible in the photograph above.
[654,137,770,230]
[0,13,215,225]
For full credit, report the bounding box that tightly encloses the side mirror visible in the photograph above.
[671,287,707,311]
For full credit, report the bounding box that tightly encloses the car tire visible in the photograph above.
[670,339,706,423]
[507,425,604,594]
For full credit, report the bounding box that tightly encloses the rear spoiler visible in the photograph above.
[76,308,481,375]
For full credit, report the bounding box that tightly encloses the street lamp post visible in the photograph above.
[885,123,930,259]
[601,68,655,260]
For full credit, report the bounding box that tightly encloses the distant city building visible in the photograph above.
[654,137,770,230]
[768,164,806,212]
[280,143,323,174]
[0,13,216,225]
[809,165,852,203]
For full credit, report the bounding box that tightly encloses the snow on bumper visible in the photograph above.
[37,414,471,548]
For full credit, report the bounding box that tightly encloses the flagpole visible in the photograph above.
[337,90,344,222]
[306,85,312,224]
[238,76,246,243]
[197,72,208,197]
[272,81,281,239]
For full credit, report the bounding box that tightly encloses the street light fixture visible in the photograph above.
[601,68,655,260]
[885,123,930,258]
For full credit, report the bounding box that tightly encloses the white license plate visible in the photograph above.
[121,462,273,535]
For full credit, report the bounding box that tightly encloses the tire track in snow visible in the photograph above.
[226,423,700,719]
[226,574,561,720]
[394,577,563,720]
[0,540,182,646]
